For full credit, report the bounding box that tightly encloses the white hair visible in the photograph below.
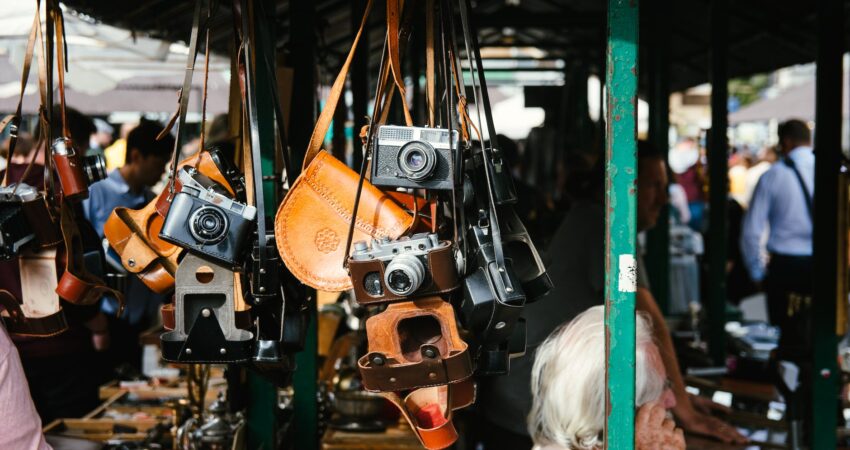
[527,305,666,449]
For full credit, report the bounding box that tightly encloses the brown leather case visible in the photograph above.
[358,297,472,392]
[380,380,476,450]
[274,151,412,292]
[52,144,89,200]
[105,195,182,294]
[104,149,240,293]
[348,241,459,305]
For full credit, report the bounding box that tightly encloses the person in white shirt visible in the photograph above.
[527,306,683,450]
[0,324,51,450]
[740,119,814,357]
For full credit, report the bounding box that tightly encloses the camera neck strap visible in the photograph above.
[0,1,41,188]
[457,0,512,289]
[236,0,270,274]
[302,0,374,171]
[166,0,206,199]
[52,0,70,143]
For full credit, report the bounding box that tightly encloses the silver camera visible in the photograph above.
[371,125,458,190]
[350,233,458,299]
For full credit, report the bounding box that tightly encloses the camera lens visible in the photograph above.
[384,253,425,296]
[188,206,229,244]
[82,154,107,184]
[363,272,384,296]
[398,141,437,181]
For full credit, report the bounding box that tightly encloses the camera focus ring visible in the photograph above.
[398,141,437,181]
[384,253,426,297]
[188,206,229,244]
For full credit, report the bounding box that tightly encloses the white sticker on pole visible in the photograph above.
[618,254,637,292]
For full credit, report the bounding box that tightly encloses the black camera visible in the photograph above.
[458,224,526,346]
[0,183,61,259]
[371,125,458,190]
[0,186,37,260]
[159,169,257,267]
[348,233,459,304]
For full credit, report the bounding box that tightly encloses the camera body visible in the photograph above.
[371,125,458,190]
[51,137,107,200]
[159,169,257,267]
[0,183,60,260]
[348,233,459,304]
[458,225,526,347]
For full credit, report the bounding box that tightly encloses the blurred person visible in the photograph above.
[83,119,173,370]
[478,143,746,450]
[88,118,115,157]
[0,106,108,423]
[742,145,778,209]
[728,149,751,207]
[528,306,682,450]
[104,121,137,170]
[668,172,691,226]
[740,119,813,356]
[0,324,51,450]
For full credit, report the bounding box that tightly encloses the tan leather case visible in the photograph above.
[274,151,412,292]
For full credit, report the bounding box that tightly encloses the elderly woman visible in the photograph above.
[528,305,684,450]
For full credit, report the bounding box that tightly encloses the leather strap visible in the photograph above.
[425,0,436,127]
[385,0,413,126]
[167,0,206,198]
[56,203,125,313]
[457,0,513,291]
[303,0,374,170]
[0,1,40,187]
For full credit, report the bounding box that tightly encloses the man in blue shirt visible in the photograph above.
[740,119,814,356]
[83,119,174,369]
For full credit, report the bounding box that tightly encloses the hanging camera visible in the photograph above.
[348,233,459,304]
[371,125,458,190]
[459,224,526,346]
[159,168,257,267]
[0,183,60,260]
[51,137,107,200]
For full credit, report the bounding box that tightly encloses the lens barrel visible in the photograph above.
[383,253,426,296]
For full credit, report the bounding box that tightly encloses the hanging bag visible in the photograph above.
[274,0,412,292]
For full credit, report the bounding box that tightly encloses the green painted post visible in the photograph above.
[246,1,278,449]
[706,0,728,366]
[811,0,842,447]
[645,0,671,315]
[604,0,638,448]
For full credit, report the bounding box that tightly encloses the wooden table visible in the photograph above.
[322,422,421,450]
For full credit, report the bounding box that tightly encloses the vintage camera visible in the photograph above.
[348,233,459,304]
[51,137,107,200]
[0,183,60,259]
[159,169,257,267]
[458,224,526,347]
[371,125,458,190]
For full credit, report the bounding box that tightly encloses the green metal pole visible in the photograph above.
[645,0,671,315]
[706,0,728,366]
[246,1,278,448]
[604,1,638,448]
[811,0,842,447]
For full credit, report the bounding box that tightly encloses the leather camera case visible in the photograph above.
[380,380,476,450]
[106,150,240,294]
[52,137,90,201]
[22,197,61,248]
[274,150,413,292]
[160,254,253,363]
[348,240,459,305]
[358,297,472,392]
